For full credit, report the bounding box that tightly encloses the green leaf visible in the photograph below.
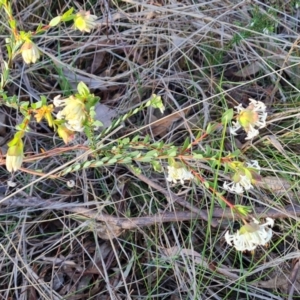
[20,101,29,109]
[83,161,92,168]
[73,164,81,171]
[218,198,226,209]
[168,157,175,166]
[63,166,73,174]
[151,161,162,172]
[77,81,90,96]
[143,135,150,143]
[9,19,16,30]
[94,161,104,167]
[120,138,130,146]
[122,113,129,121]
[61,7,74,21]
[205,145,211,155]
[49,16,62,27]
[122,157,132,164]
[223,162,229,173]
[157,141,165,150]
[145,150,158,157]
[231,149,241,157]
[206,122,217,134]
[193,153,203,159]
[108,158,117,164]
[181,137,191,152]
[93,120,103,128]
[203,181,210,189]
[221,108,234,125]
[132,135,140,142]
[130,151,141,158]
[130,166,141,175]
[244,168,252,179]
[137,156,153,162]
[40,96,47,105]
[166,148,177,157]
[31,101,42,109]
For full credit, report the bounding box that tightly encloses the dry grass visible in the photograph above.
[1,0,300,299]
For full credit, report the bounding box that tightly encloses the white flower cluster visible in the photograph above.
[54,95,86,132]
[223,100,273,251]
[223,160,260,194]
[225,218,274,251]
[230,99,267,140]
[166,166,194,184]
[223,176,252,194]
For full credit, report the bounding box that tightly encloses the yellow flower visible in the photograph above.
[73,10,97,33]
[57,125,75,144]
[54,95,86,132]
[21,41,40,64]
[6,139,24,172]
[34,105,54,127]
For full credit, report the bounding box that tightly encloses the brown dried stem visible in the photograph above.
[2,196,299,231]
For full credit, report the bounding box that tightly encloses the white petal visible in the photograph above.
[249,99,266,111]
[247,160,260,170]
[225,231,233,245]
[223,181,244,194]
[235,104,245,113]
[229,121,241,136]
[166,166,193,184]
[225,218,274,252]
[265,218,274,227]
[239,175,253,190]
[53,95,66,107]
[245,125,259,140]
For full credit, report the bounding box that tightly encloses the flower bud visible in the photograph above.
[6,139,24,172]
[21,41,40,64]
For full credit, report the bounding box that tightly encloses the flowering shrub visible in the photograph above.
[0,0,274,253]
